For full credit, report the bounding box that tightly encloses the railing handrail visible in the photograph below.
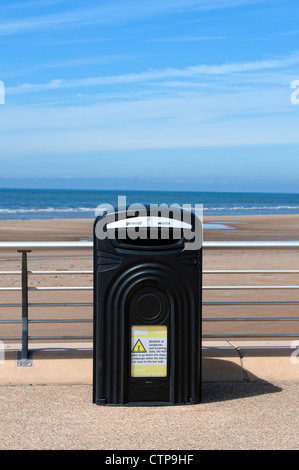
[0,241,92,249]
[1,240,299,249]
[2,269,299,275]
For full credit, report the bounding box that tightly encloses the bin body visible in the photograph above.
[93,206,202,405]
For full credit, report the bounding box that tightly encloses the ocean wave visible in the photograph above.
[0,205,299,215]
[0,207,96,214]
[204,206,299,211]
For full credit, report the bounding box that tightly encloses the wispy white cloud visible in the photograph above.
[147,36,227,42]
[1,110,298,157]
[43,37,112,46]
[280,30,299,36]
[1,77,297,157]
[41,54,134,69]
[0,0,263,36]
[7,52,299,95]
[3,0,72,9]
[0,8,88,36]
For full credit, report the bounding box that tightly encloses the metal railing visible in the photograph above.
[0,241,299,366]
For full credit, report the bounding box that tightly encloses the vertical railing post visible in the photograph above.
[17,249,32,366]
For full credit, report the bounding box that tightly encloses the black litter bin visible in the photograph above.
[93,204,202,405]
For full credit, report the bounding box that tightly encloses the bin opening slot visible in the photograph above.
[107,216,191,247]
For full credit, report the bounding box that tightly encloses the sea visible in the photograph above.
[0,188,299,220]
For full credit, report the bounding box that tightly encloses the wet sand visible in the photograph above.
[204,213,299,241]
[0,215,299,341]
[1,213,299,242]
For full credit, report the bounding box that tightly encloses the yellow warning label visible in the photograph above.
[131,325,167,378]
[132,339,147,353]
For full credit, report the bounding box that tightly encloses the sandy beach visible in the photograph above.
[1,213,299,242]
[0,214,299,341]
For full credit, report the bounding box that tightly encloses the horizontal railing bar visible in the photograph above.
[0,320,22,323]
[0,319,92,324]
[1,285,299,291]
[203,241,299,248]
[0,302,93,307]
[28,270,93,275]
[1,334,298,341]
[1,301,299,307]
[0,271,21,275]
[1,240,299,249]
[0,287,92,291]
[0,241,93,249]
[203,286,299,289]
[29,319,91,323]
[27,336,93,340]
[0,303,22,307]
[29,302,92,307]
[3,334,299,340]
[0,336,21,340]
[203,301,299,305]
[29,287,92,291]
[202,334,299,338]
[0,287,21,291]
[1,317,298,324]
[202,317,299,322]
[3,269,299,275]
[203,270,299,274]
[28,286,92,291]
[4,270,299,275]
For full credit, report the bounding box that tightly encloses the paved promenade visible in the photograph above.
[0,381,297,450]
[0,341,298,450]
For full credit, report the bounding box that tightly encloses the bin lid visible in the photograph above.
[107,216,192,230]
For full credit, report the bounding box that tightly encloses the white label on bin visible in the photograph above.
[107,216,191,230]
[131,325,167,377]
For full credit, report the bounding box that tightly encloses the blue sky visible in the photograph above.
[0,0,299,192]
